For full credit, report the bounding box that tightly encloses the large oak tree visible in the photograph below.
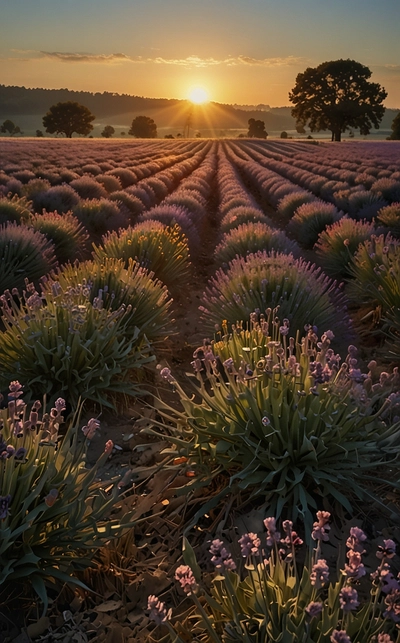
[43,101,95,138]
[289,59,387,142]
[128,115,157,138]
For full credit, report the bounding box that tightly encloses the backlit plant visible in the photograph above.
[377,203,400,239]
[30,210,89,264]
[147,515,400,642]
[314,218,376,280]
[73,198,129,241]
[42,256,174,345]
[287,201,342,249]
[199,251,352,340]
[0,222,57,295]
[0,279,154,407]
[0,194,32,225]
[346,233,400,323]
[93,220,191,289]
[0,381,137,611]
[146,317,400,530]
[214,222,301,267]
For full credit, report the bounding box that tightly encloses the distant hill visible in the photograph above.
[0,85,398,138]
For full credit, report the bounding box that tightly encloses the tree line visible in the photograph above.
[1,59,399,140]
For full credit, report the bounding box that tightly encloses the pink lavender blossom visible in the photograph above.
[312,511,331,542]
[175,565,198,595]
[310,559,329,588]
[377,634,394,643]
[339,586,359,612]
[239,532,261,557]
[82,418,100,440]
[147,595,171,625]
[344,551,366,580]
[263,517,281,546]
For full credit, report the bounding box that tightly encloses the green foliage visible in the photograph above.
[42,101,95,138]
[155,518,399,642]
[199,251,351,340]
[377,203,400,238]
[247,119,267,139]
[214,222,300,266]
[148,320,400,529]
[314,218,376,280]
[0,195,32,225]
[0,222,57,295]
[347,233,400,323]
[220,207,271,234]
[42,257,174,345]
[30,211,89,264]
[0,280,154,407]
[128,115,157,138]
[289,59,387,141]
[388,110,400,140]
[0,382,137,611]
[277,191,317,223]
[73,198,129,241]
[93,220,191,289]
[287,202,342,249]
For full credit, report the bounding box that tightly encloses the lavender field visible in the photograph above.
[0,138,400,642]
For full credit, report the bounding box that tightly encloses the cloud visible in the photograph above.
[6,49,305,69]
[40,51,132,64]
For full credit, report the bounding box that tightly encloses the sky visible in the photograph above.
[1,0,399,107]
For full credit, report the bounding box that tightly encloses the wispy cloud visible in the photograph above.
[40,51,132,63]
[6,49,305,68]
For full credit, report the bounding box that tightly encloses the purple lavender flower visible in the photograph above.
[14,447,27,460]
[209,539,236,571]
[305,601,323,618]
[310,559,329,588]
[384,589,400,622]
[8,381,23,400]
[376,563,400,594]
[339,586,359,612]
[147,595,171,625]
[239,532,261,557]
[82,418,100,440]
[346,526,367,553]
[330,629,352,643]
[0,495,11,520]
[376,539,396,560]
[174,565,197,595]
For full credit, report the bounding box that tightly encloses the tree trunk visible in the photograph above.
[332,129,341,142]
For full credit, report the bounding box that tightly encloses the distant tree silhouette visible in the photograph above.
[289,59,387,142]
[1,119,22,136]
[280,131,288,139]
[388,111,400,140]
[164,134,175,139]
[128,115,157,138]
[101,125,115,138]
[247,118,268,139]
[36,129,44,137]
[42,101,95,138]
[295,124,306,134]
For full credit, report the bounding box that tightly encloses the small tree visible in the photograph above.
[247,118,268,139]
[36,129,44,137]
[101,125,115,138]
[280,131,288,139]
[388,111,400,140]
[42,102,95,138]
[128,116,157,138]
[1,120,22,136]
[289,59,387,142]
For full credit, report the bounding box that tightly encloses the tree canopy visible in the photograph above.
[128,116,157,138]
[289,59,387,142]
[388,111,400,140]
[42,101,95,138]
[247,118,268,139]
[101,125,115,138]
[0,119,22,136]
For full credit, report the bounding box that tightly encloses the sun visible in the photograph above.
[188,87,209,104]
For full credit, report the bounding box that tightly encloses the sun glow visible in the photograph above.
[188,87,209,104]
